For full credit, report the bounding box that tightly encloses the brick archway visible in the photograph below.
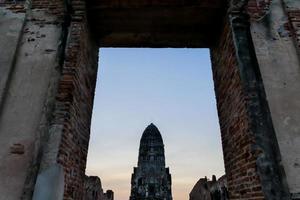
[0,0,299,199]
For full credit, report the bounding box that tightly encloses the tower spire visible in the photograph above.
[138,123,165,167]
[130,124,172,200]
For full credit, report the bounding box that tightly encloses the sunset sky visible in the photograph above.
[86,48,225,200]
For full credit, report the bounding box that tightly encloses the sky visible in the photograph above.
[86,48,225,200]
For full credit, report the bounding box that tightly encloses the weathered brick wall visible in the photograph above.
[247,0,272,20]
[189,175,228,200]
[31,0,64,17]
[84,176,114,200]
[0,0,26,12]
[210,21,265,199]
[285,5,300,53]
[247,0,300,51]
[55,20,98,199]
[23,0,99,198]
[1,0,296,199]
[278,5,300,197]
[287,10,300,42]
[246,0,300,197]
[246,0,300,51]
[0,0,67,198]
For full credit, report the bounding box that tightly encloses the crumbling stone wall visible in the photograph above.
[0,0,66,199]
[210,0,300,198]
[84,176,114,200]
[16,0,100,199]
[0,0,299,199]
[189,175,228,200]
[54,18,98,200]
[0,0,98,199]
[247,0,300,198]
[105,190,114,200]
[211,20,266,199]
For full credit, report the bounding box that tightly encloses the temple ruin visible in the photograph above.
[0,0,300,199]
[130,124,172,200]
[84,176,114,200]
[190,175,228,200]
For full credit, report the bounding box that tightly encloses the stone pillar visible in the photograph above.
[248,0,300,198]
[211,1,290,199]
[0,0,98,199]
[0,1,65,199]
[37,2,99,200]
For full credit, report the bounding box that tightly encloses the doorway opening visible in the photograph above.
[86,48,225,200]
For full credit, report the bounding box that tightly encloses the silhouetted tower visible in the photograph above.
[130,123,172,200]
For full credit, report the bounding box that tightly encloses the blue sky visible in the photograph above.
[86,48,225,200]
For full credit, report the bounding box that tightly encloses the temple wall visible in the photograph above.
[0,0,98,199]
[0,0,299,199]
[248,0,300,197]
[53,19,98,199]
[0,4,63,199]
[0,6,25,107]
[84,176,114,200]
[211,20,266,200]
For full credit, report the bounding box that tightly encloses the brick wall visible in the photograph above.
[0,0,26,12]
[247,0,300,51]
[246,0,300,197]
[286,9,300,51]
[11,0,99,198]
[210,21,265,199]
[247,0,272,20]
[27,0,99,198]
[1,0,295,198]
[31,0,64,17]
[54,20,98,199]
[84,176,114,200]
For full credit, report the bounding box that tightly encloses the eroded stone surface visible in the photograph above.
[84,176,114,200]
[32,164,64,200]
[189,175,228,200]
[0,0,300,199]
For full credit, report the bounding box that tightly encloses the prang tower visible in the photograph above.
[130,123,172,200]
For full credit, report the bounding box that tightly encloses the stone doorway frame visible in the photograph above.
[1,0,299,199]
